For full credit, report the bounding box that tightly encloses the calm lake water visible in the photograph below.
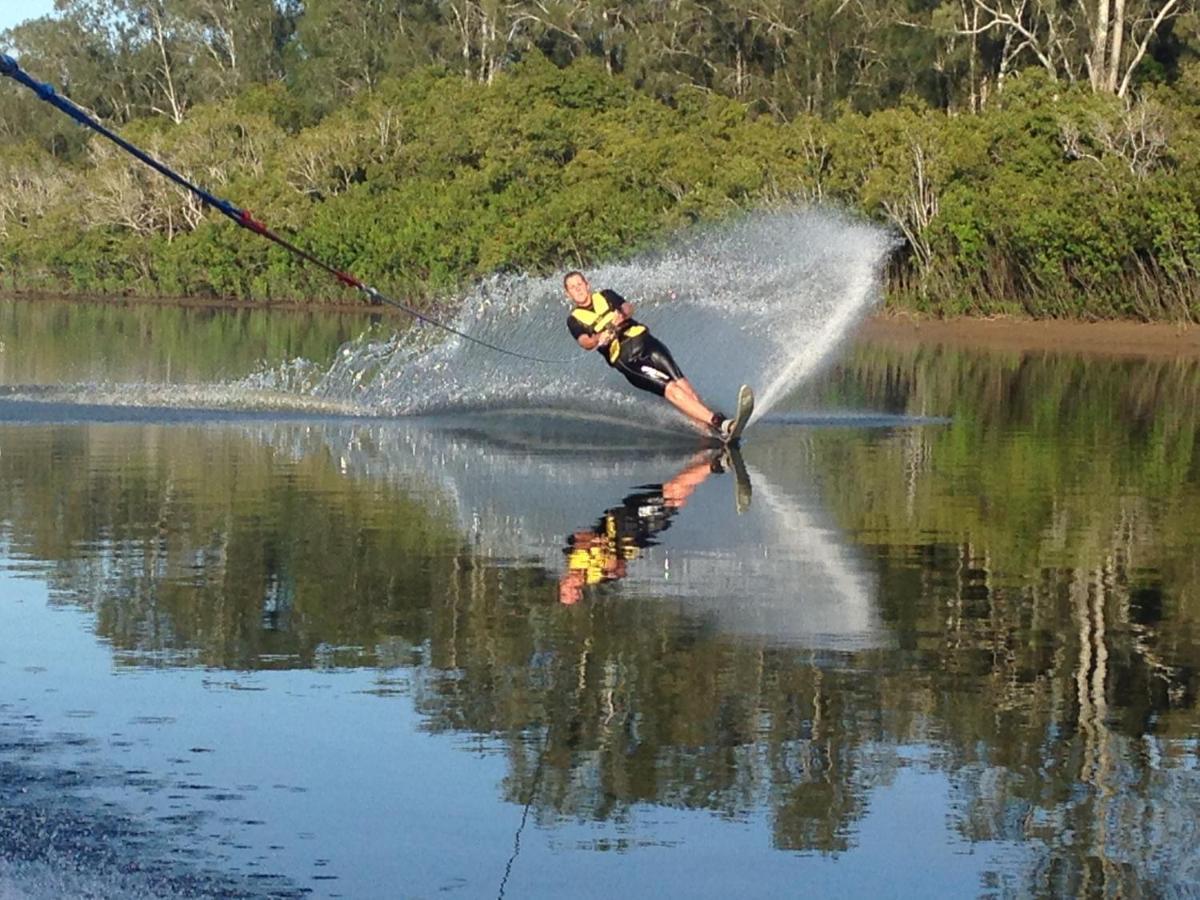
[1,298,1198,899]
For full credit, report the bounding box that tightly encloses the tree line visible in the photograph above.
[5,0,1194,123]
[1,0,1198,319]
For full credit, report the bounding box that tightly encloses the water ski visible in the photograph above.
[706,444,753,514]
[724,445,753,513]
[723,384,755,445]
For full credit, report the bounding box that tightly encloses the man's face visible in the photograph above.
[558,571,584,605]
[564,274,591,307]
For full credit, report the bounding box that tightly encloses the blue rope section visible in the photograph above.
[1,53,241,224]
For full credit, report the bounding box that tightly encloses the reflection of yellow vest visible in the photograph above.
[571,292,646,364]
[567,546,607,585]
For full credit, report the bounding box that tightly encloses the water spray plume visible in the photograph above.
[311,208,893,427]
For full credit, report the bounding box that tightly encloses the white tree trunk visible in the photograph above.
[1090,0,1112,91]
[148,2,185,123]
[1106,0,1126,93]
[962,0,1190,95]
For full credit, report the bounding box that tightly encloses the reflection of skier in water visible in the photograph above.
[558,450,730,605]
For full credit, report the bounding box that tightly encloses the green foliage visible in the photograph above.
[1,54,1198,319]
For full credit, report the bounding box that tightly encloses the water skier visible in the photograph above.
[564,271,735,439]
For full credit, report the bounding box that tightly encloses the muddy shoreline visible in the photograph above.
[859,314,1200,359]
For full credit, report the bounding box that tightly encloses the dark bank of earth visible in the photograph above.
[862,316,1200,359]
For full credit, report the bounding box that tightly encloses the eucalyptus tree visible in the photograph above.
[105,0,299,118]
[1,0,297,129]
[176,0,299,91]
[0,5,147,155]
[954,0,1195,96]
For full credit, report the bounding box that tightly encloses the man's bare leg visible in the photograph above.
[664,380,723,430]
[662,450,720,507]
[673,379,704,406]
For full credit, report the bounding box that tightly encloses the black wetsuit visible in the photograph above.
[601,488,676,550]
[567,289,685,397]
[563,487,679,587]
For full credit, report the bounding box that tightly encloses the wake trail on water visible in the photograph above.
[253,207,894,428]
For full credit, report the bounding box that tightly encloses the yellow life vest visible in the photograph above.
[571,291,646,364]
[567,545,607,585]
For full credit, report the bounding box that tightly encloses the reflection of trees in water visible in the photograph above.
[0,342,1198,889]
[893,558,1199,896]
[0,298,357,384]
[0,425,463,668]
[411,590,877,853]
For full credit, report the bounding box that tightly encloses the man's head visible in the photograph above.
[563,271,591,307]
[558,570,584,605]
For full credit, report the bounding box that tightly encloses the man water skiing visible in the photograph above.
[564,270,735,439]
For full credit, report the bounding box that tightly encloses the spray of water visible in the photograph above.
[300,208,893,429]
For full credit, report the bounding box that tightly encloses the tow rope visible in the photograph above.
[0,53,573,365]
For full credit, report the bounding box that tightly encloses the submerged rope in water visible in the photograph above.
[496,720,553,900]
[0,53,575,366]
